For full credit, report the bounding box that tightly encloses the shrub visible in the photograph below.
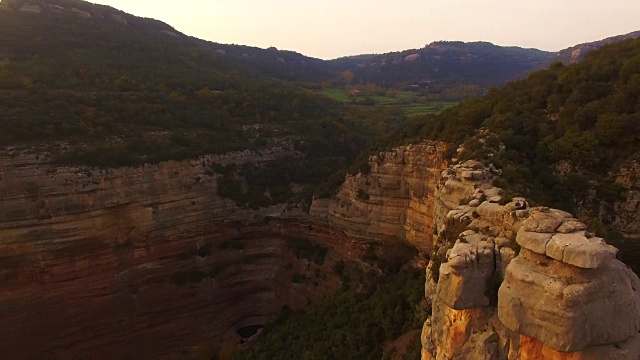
[286,238,329,265]
[291,273,306,284]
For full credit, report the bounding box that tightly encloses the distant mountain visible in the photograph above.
[328,41,556,90]
[2,0,638,96]
[0,0,332,82]
[327,32,640,93]
[557,30,640,63]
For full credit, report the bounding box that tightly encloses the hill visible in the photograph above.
[1,0,412,207]
[405,37,640,271]
[3,0,639,210]
[328,41,555,98]
[557,30,640,63]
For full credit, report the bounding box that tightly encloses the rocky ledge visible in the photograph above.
[499,208,640,354]
[422,160,640,360]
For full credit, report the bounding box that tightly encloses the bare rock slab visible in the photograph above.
[498,249,640,352]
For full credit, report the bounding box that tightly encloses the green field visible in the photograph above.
[317,89,457,117]
[319,88,353,102]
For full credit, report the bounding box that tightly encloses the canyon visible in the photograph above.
[318,144,640,358]
[1,141,639,359]
[2,1,640,359]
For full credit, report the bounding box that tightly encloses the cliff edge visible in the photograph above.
[421,160,640,360]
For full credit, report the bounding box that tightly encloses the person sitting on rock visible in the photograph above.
[514,201,523,210]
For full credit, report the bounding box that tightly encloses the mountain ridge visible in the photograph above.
[3,0,638,90]
[557,30,640,63]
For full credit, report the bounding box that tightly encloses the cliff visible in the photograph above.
[2,140,639,359]
[0,149,369,359]
[310,141,449,253]
[420,160,640,360]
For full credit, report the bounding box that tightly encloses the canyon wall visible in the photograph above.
[3,141,639,359]
[0,149,369,359]
[421,160,640,360]
[1,140,449,359]
[310,141,448,253]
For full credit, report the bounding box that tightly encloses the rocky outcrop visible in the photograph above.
[421,161,640,360]
[557,30,640,63]
[499,248,639,353]
[404,54,420,62]
[310,142,448,253]
[499,208,639,354]
[433,160,502,236]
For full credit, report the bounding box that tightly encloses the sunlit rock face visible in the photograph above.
[421,160,640,360]
[499,211,640,353]
[310,142,449,253]
[0,151,367,358]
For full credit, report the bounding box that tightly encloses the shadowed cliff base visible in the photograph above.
[0,218,374,358]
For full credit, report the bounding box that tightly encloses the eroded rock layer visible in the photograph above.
[0,152,366,359]
[310,142,448,253]
[3,143,639,359]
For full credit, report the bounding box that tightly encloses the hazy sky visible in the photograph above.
[90,0,640,59]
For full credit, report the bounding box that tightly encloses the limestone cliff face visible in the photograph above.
[310,142,448,253]
[421,161,640,360]
[0,150,368,359]
[1,148,307,259]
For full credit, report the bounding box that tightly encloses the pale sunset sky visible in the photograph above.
[89,0,640,59]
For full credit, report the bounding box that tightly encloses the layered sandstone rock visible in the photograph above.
[310,142,448,253]
[421,161,640,360]
[433,160,502,235]
[0,150,362,359]
[499,209,640,354]
[3,138,638,359]
[0,141,449,358]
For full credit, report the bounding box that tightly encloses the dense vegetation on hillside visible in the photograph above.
[0,3,347,159]
[407,38,640,270]
[0,0,409,206]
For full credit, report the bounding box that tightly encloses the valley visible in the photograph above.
[1,0,639,359]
